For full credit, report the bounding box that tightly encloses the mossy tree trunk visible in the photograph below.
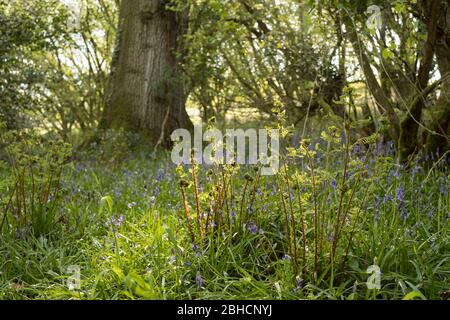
[101,0,193,147]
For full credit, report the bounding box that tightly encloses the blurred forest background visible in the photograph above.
[1,0,449,158]
[0,0,449,300]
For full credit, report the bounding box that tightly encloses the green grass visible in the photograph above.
[0,136,449,300]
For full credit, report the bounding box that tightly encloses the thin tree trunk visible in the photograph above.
[399,0,441,160]
[345,19,400,141]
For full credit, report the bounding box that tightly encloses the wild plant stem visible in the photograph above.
[283,161,299,276]
[277,177,292,265]
[308,153,319,282]
[180,185,196,244]
[239,180,249,233]
[191,159,202,236]
[295,177,308,277]
[331,127,350,266]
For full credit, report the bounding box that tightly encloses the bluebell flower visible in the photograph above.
[196,272,204,288]
[353,144,363,156]
[282,254,292,261]
[247,222,258,235]
[256,188,263,197]
[330,179,337,190]
[155,170,164,182]
[402,211,409,221]
[383,194,392,204]
[396,186,405,203]
[192,244,201,257]
[124,169,133,178]
[328,233,334,242]
[271,184,277,195]
[374,196,380,222]
[152,186,161,197]
[111,214,124,228]
[294,277,303,294]
[428,209,434,219]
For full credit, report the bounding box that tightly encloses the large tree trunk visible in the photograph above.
[101,0,193,147]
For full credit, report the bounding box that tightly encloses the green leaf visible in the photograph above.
[403,291,426,300]
[111,264,124,280]
[382,48,393,60]
[100,195,113,212]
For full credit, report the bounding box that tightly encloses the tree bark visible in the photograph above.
[426,2,450,153]
[399,0,441,160]
[344,19,400,141]
[101,0,193,147]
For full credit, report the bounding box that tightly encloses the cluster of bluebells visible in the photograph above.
[110,214,124,228]
[192,244,201,257]
[396,185,409,221]
[373,196,381,222]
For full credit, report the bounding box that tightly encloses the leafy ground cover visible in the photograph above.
[1,129,449,300]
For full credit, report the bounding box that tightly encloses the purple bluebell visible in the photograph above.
[247,222,258,235]
[282,254,292,261]
[382,194,392,204]
[330,179,337,190]
[396,186,405,203]
[294,277,303,295]
[152,186,161,197]
[192,244,201,257]
[155,170,164,182]
[123,169,133,177]
[111,214,124,228]
[428,208,434,219]
[256,188,263,197]
[353,144,363,156]
[374,196,380,222]
[196,272,204,288]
